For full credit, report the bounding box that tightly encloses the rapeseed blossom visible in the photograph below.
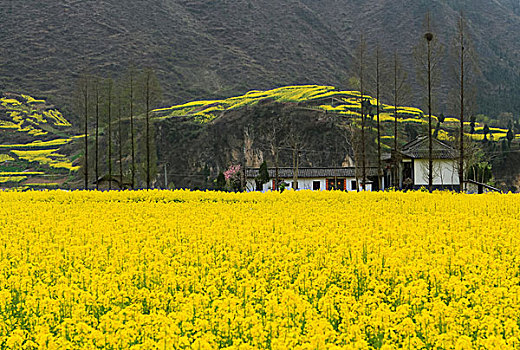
[0,190,518,349]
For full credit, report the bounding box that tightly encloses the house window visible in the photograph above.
[351,180,357,190]
[313,181,320,190]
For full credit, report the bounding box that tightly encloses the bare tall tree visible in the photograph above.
[269,127,281,191]
[450,12,479,192]
[117,86,124,188]
[415,12,444,192]
[286,114,306,190]
[456,15,466,193]
[390,50,410,187]
[127,67,136,189]
[141,68,162,190]
[375,44,383,190]
[94,78,100,190]
[267,112,284,190]
[426,31,434,193]
[80,75,90,190]
[347,77,362,190]
[355,34,368,191]
[106,78,113,190]
[145,71,151,189]
[241,127,250,192]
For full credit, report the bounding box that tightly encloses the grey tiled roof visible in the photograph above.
[400,136,458,159]
[246,167,379,179]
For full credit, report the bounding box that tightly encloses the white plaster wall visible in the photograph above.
[247,177,366,192]
[414,159,460,186]
[347,178,357,191]
[293,178,326,190]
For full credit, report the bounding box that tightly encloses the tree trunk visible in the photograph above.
[292,147,299,190]
[107,80,112,190]
[376,46,382,190]
[275,151,279,191]
[359,34,366,191]
[393,52,399,188]
[459,14,465,193]
[427,39,433,193]
[95,80,100,190]
[241,127,247,192]
[118,93,123,189]
[83,77,89,190]
[146,71,151,190]
[130,71,135,189]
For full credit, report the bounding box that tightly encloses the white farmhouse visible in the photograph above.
[384,136,460,190]
[246,167,381,192]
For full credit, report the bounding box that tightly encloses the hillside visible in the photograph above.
[153,85,520,189]
[155,85,514,143]
[0,94,81,188]
[0,85,518,190]
[1,0,520,124]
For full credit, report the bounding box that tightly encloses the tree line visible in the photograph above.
[348,11,480,193]
[184,11,486,194]
[76,66,162,190]
[75,12,518,193]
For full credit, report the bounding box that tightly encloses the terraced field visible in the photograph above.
[154,85,516,149]
[0,94,80,189]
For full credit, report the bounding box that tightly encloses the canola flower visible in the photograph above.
[0,95,79,179]
[10,149,79,171]
[0,138,74,149]
[437,130,455,142]
[21,95,45,104]
[468,133,509,141]
[154,86,389,123]
[0,190,519,349]
[0,176,26,183]
[0,154,14,163]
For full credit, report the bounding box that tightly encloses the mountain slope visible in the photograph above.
[0,93,81,188]
[1,0,520,122]
[153,85,520,190]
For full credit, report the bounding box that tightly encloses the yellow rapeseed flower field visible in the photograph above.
[0,190,519,349]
